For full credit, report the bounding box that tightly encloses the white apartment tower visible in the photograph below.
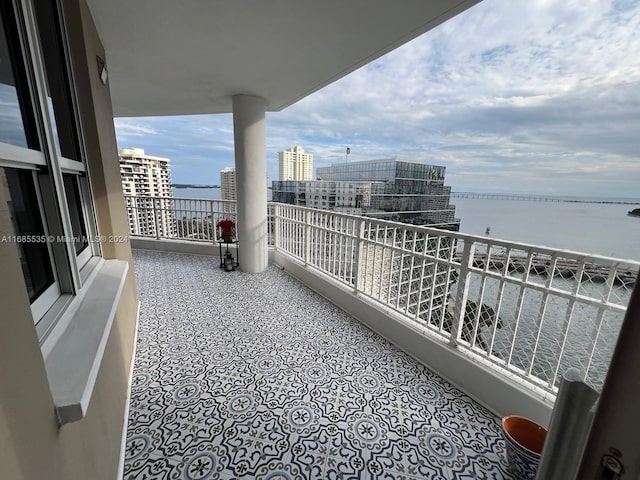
[278,146,313,181]
[220,167,236,214]
[119,147,176,237]
[220,167,236,201]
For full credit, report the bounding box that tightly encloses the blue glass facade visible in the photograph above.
[307,158,460,230]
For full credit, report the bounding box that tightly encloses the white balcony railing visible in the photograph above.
[124,196,639,400]
[124,195,237,241]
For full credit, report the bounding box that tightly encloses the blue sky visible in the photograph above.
[114,0,640,198]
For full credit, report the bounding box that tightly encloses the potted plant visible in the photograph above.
[216,218,236,243]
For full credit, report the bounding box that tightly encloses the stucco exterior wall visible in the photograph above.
[0,1,138,478]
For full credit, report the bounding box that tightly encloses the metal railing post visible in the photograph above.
[353,218,365,293]
[450,240,474,347]
[273,203,280,250]
[153,197,160,239]
[304,208,311,266]
[209,199,215,244]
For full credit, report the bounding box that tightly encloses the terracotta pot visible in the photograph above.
[501,415,547,480]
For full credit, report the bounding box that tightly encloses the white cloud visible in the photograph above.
[114,120,160,137]
[114,0,640,196]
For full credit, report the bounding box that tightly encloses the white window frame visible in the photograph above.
[0,155,62,320]
[25,0,99,276]
[1,0,100,335]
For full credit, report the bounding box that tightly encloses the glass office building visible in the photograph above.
[315,158,459,230]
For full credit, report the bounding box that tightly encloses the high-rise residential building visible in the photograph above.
[220,167,236,201]
[220,167,236,214]
[276,158,459,230]
[119,147,176,237]
[278,146,313,181]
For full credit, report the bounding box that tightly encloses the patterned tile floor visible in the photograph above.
[124,250,513,479]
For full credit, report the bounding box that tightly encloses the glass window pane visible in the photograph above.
[0,2,38,149]
[33,0,81,162]
[1,167,54,302]
[62,174,88,254]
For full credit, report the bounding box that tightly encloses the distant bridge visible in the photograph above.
[451,192,640,205]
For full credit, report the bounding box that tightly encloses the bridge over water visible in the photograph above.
[451,192,640,205]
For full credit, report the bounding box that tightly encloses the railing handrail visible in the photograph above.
[124,195,640,268]
[124,194,236,205]
[268,202,640,269]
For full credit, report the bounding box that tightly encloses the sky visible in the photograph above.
[113,0,640,198]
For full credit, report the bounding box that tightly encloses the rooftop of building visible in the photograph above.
[118,147,171,162]
[319,157,446,169]
[280,146,310,153]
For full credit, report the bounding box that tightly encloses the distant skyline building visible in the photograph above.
[220,167,236,214]
[119,147,176,237]
[220,167,236,201]
[278,146,313,181]
[275,158,459,230]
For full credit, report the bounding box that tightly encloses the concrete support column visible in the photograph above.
[232,94,268,273]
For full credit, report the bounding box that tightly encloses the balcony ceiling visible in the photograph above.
[85,0,480,117]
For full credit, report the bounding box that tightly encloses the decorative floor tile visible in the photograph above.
[124,250,513,479]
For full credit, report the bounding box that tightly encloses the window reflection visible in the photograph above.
[1,167,55,302]
[33,0,81,162]
[0,3,37,149]
[62,174,88,254]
